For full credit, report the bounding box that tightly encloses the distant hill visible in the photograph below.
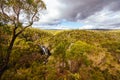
[1,27,120,80]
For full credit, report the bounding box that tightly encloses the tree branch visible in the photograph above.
[15,24,31,37]
[15,10,38,37]
[13,6,21,23]
[0,4,11,21]
[31,10,38,23]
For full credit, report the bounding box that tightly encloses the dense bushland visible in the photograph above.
[0,26,120,80]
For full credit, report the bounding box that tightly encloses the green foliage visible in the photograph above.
[53,41,70,58]
[101,41,120,53]
[0,25,11,69]
[67,41,95,58]
[1,29,120,80]
[0,0,46,78]
[0,0,46,25]
[101,41,120,62]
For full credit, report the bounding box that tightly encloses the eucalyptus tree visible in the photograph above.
[0,0,46,77]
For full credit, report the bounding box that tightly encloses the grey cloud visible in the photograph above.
[35,20,61,26]
[41,20,61,25]
[109,1,120,11]
[38,0,120,29]
[108,23,120,28]
[59,0,120,21]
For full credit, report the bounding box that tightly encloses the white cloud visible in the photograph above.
[79,25,95,29]
[33,23,70,30]
[34,0,120,29]
[39,0,65,24]
[80,9,120,29]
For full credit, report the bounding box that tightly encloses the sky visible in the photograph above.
[33,0,120,29]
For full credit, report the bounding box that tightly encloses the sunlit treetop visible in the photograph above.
[0,0,46,26]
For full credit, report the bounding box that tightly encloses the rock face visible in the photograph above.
[39,45,51,57]
[39,45,51,64]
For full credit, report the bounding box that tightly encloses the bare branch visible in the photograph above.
[0,4,11,21]
[13,6,21,23]
[31,10,38,24]
[15,23,32,37]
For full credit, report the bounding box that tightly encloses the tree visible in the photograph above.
[0,0,46,78]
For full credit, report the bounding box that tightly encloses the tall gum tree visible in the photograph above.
[0,0,46,77]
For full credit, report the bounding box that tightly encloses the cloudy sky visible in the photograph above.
[33,0,120,29]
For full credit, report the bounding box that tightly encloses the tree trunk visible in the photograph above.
[0,35,17,78]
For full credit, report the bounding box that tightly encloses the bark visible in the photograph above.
[0,34,17,78]
[0,25,30,79]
